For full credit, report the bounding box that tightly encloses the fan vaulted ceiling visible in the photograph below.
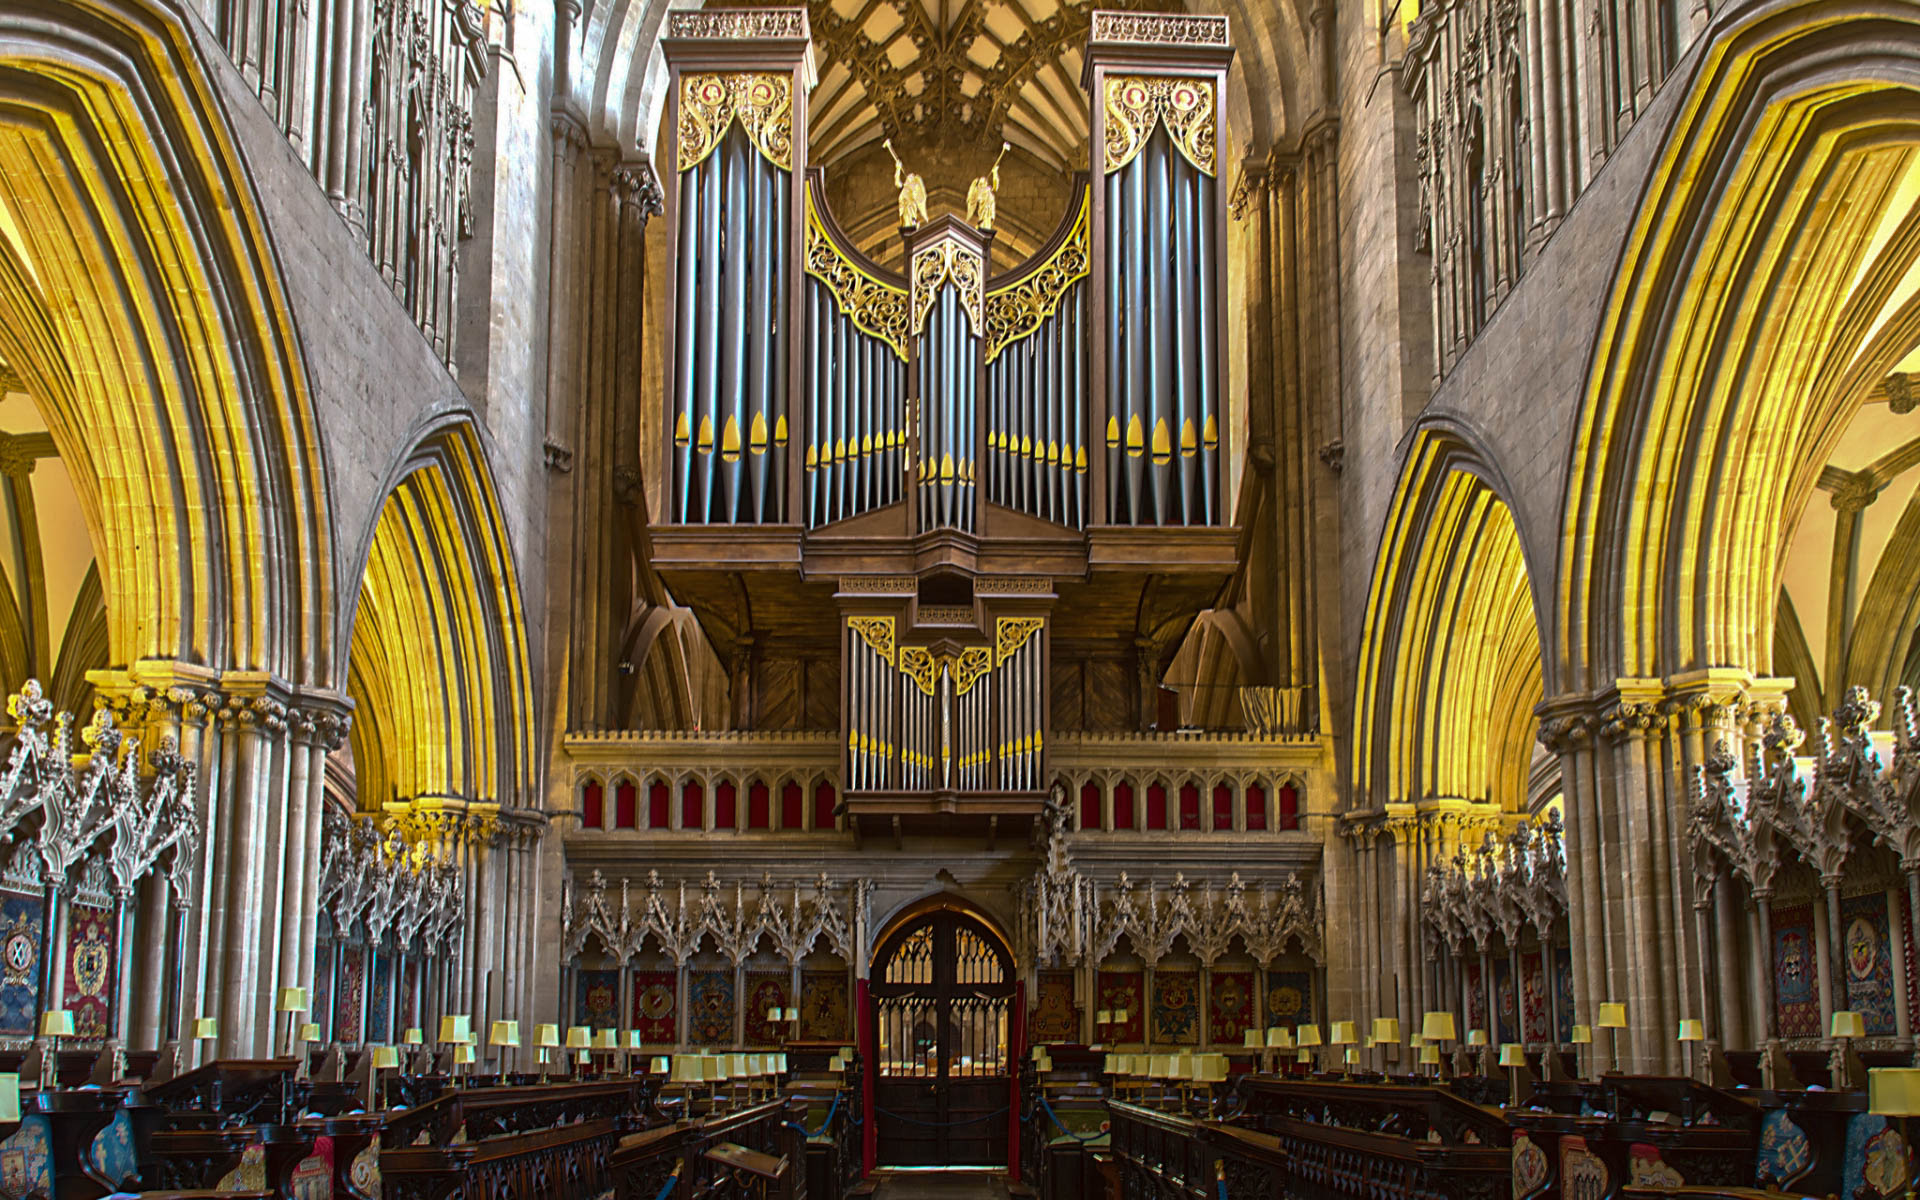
[798,0,1180,171]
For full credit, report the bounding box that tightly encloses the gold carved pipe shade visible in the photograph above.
[678,73,795,172]
[984,190,1090,364]
[804,196,911,361]
[1103,75,1216,176]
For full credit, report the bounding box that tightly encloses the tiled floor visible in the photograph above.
[869,1170,1011,1200]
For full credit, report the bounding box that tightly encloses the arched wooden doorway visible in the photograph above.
[869,906,1015,1166]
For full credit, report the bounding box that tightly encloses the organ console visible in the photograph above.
[651,8,1241,836]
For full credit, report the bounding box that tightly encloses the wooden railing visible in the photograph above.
[378,1078,654,1148]
[1507,1074,1760,1200]
[1110,1077,1514,1200]
[610,1095,808,1200]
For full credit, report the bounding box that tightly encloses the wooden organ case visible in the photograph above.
[652,10,1240,839]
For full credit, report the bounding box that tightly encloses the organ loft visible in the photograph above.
[2,0,1920,1194]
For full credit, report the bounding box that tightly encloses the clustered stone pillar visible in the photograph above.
[92,667,353,1058]
[1538,673,1789,1073]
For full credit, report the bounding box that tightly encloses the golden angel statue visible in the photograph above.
[883,138,929,230]
[967,142,1010,231]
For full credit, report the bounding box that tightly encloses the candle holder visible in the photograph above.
[278,987,310,1061]
[1371,1018,1401,1076]
[489,1020,521,1077]
[37,1010,73,1091]
[1596,1003,1627,1074]
[192,1016,219,1070]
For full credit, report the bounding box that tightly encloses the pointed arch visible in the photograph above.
[0,0,333,685]
[1559,1,1920,693]
[344,418,536,811]
[1353,428,1545,811]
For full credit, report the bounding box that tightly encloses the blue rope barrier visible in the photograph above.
[650,1160,683,1200]
[1039,1097,1106,1143]
[785,1091,842,1139]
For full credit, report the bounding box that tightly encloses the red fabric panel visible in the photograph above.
[1212,784,1233,830]
[813,783,835,830]
[682,782,704,830]
[715,781,737,829]
[748,782,771,829]
[614,781,637,829]
[1079,782,1101,831]
[1146,784,1168,830]
[1278,783,1299,831]
[1113,782,1135,830]
[1178,784,1200,830]
[581,782,603,830]
[1246,784,1267,830]
[648,782,670,829]
[781,782,803,830]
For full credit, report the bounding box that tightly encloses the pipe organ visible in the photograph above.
[655,12,1237,828]
[843,611,1047,797]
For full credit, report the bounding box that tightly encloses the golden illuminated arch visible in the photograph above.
[345,422,536,812]
[1560,2,1920,694]
[0,1,333,686]
[1353,431,1543,810]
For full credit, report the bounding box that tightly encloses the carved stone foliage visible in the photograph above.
[0,680,199,903]
[1693,687,1920,897]
[562,870,869,967]
[316,809,466,952]
[1420,815,1567,954]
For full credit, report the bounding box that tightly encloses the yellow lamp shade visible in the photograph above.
[726,1053,749,1077]
[1172,1051,1194,1079]
[1678,1019,1706,1042]
[784,1008,799,1022]
[1243,1029,1262,1049]
[438,1015,471,1044]
[489,1020,521,1048]
[278,987,310,1014]
[1112,1009,1130,1024]
[371,1046,400,1070]
[1329,1021,1357,1046]
[39,1010,73,1038]
[453,1044,475,1066]
[1344,1048,1360,1065]
[403,1027,424,1045]
[193,1017,219,1040]
[535,1024,560,1049]
[1410,1035,1424,1049]
[1597,1002,1627,1029]
[1103,1053,1122,1074]
[576,1049,591,1065]
[1832,1011,1867,1040]
[1296,1024,1322,1048]
[297,1022,321,1043]
[746,1054,766,1075]
[1096,1009,1113,1025]
[565,1025,592,1050]
[1466,1028,1488,1047]
[651,1056,671,1074]
[1371,1017,1401,1044]
[0,1075,16,1124]
[1499,1043,1526,1068]
[702,1055,725,1081]
[1872,1068,1920,1115]
[1197,1054,1229,1082]
[827,1055,846,1072]
[1264,1026,1293,1049]
[1421,1011,1457,1042]
[1419,1043,1441,1065]
[593,1029,618,1050]
[1031,1045,1050,1062]
[1295,1047,1312,1063]
[1149,1054,1174,1079]
[1570,1024,1592,1045]
[670,1054,704,1083]
[626,1030,643,1050]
